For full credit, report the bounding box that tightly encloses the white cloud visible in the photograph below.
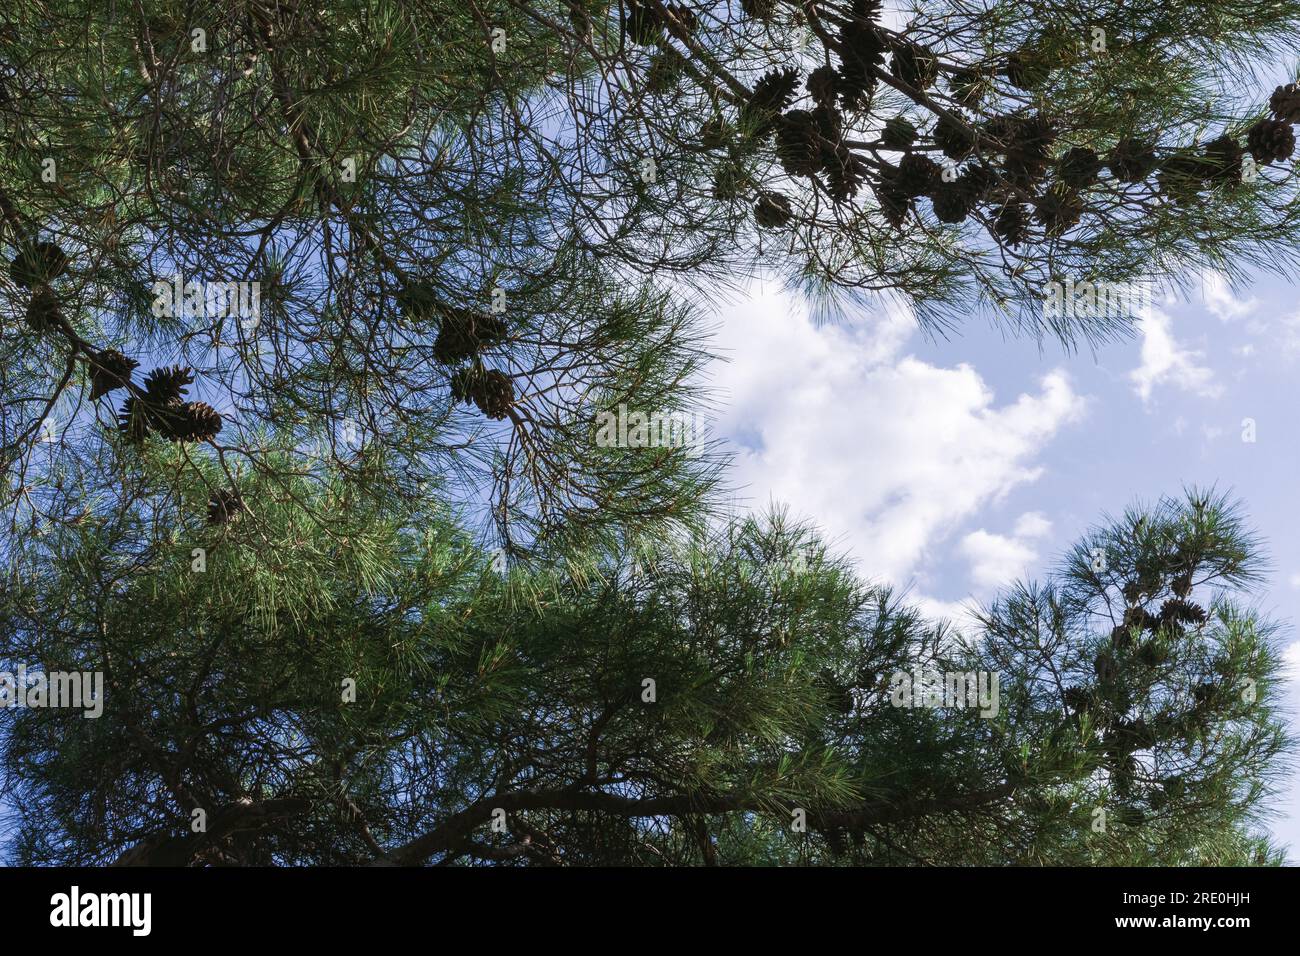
[1013,511,1053,539]
[910,594,984,633]
[1282,641,1300,682]
[960,512,1053,590]
[1201,270,1258,322]
[1129,304,1223,402]
[707,283,1085,587]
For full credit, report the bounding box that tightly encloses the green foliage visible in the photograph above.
[0,1,1295,867]
[2,485,1290,865]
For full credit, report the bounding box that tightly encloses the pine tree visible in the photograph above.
[1,481,1289,865]
[1,2,1295,867]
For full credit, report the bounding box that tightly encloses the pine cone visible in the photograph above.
[646,51,685,94]
[467,368,514,420]
[1004,116,1056,187]
[1005,44,1051,91]
[933,114,975,161]
[836,20,886,103]
[742,68,800,133]
[1138,640,1169,667]
[956,164,997,205]
[1108,138,1159,183]
[1122,605,1159,632]
[117,397,151,443]
[813,106,842,153]
[949,68,986,107]
[1035,184,1083,235]
[754,190,793,228]
[823,146,867,203]
[1170,572,1193,598]
[449,366,475,404]
[1094,649,1118,684]
[775,110,823,177]
[806,66,838,109]
[1057,147,1102,189]
[880,115,916,151]
[1063,685,1092,712]
[395,279,440,321]
[1247,117,1295,164]
[931,183,972,223]
[711,162,744,200]
[890,42,937,91]
[1270,82,1300,123]
[992,203,1029,247]
[162,401,222,443]
[874,181,911,229]
[9,241,68,289]
[1157,152,1210,204]
[143,365,194,405]
[1158,599,1207,626]
[698,118,731,150]
[433,309,506,365]
[89,349,138,400]
[740,0,776,20]
[25,286,62,333]
[1203,134,1244,184]
[896,153,942,198]
[207,488,245,525]
[624,0,663,46]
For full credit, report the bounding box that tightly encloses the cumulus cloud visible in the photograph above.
[705,283,1085,588]
[1201,270,1258,322]
[1129,304,1223,402]
[960,512,1054,590]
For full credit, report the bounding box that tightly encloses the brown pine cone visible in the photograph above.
[775,110,823,178]
[1269,82,1300,123]
[9,241,68,289]
[754,191,794,228]
[25,286,63,333]
[1108,138,1159,183]
[1247,118,1295,164]
[992,203,1029,247]
[1057,147,1102,190]
[468,369,514,420]
[207,488,245,525]
[89,349,139,400]
[933,114,975,161]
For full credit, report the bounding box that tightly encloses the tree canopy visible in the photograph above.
[0,1,1296,865]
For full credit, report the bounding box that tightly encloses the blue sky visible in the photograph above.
[703,269,1300,859]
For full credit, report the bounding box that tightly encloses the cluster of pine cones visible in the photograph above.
[11,241,69,333]
[398,280,515,420]
[712,3,1300,244]
[432,307,508,366]
[623,0,697,45]
[450,364,515,420]
[116,365,222,443]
